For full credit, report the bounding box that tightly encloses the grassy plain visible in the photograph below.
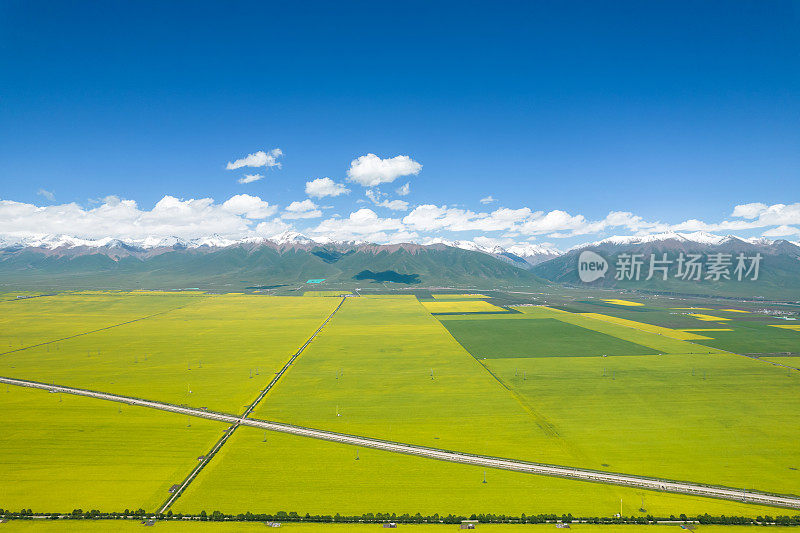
[543,299,800,355]
[175,426,781,517]
[246,296,798,502]
[440,318,658,358]
[577,314,712,341]
[512,307,726,354]
[250,296,574,465]
[0,386,223,512]
[0,292,202,351]
[484,353,800,495]
[421,300,506,314]
[0,294,338,413]
[691,322,800,354]
[429,304,800,494]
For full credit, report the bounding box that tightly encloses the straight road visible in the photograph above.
[2,373,798,510]
[157,295,347,513]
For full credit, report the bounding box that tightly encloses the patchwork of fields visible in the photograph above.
[1,290,798,519]
[0,293,338,412]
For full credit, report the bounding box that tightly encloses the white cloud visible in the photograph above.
[6,192,800,250]
[762,225,800,237]
[310,208,412,242]
[365,189,409,211]
[282,199,322,219]
[254,218,292,236]
[226,149,283,170]
[732,202,768,219]
[668,203,800,234]
[305,177,350,198]
[480,195,496,205]
[220,194,278,219]
[396,183,411,196]
[238,174,264,184]
[37,189,55,201]
[0,195,277,240]
[403,205,534,233]
[346,153,422,187]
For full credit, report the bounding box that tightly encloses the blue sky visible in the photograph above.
[1,1,798,248]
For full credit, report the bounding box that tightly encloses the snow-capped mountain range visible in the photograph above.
[578,231,776,249]
[0,230,797,267]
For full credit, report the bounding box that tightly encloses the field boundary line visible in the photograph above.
[2,372,799,511]
[155,295,347,514]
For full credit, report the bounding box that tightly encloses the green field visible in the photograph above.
[248,296,575,464]
[175,425,779,517]
[0,292,202,350]
[0,386,223,511]
[1,291,797,519]
[540,299,800,356]
[0,294,338,413]
[483,353,800,495]
[690,321,800,354]
[440,318,659,358]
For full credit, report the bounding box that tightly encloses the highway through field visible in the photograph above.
[2,371,799,510]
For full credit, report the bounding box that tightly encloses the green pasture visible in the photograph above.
[440,318,658,358]
[250,296,575,465]
[690,321,800,354]
[175,426,780,518]
[538,300,799,356]
[484,353,800,496]
[0,292,202,351]
[0,386,223,512]
[512,307,727,355]
[761,357,800,369]
[0,295,338,413]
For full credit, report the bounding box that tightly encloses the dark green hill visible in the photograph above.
[533,238,800,300]
[0,244,548,291]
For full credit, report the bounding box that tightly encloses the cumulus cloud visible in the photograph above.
[238,174,264,184]
[480,195,496,205]
[396,183,411,196]
[221,194,277,219]
[282,199,322,219]
[365,189,409,211]
[305,177,349,198]
[310,208,414,243]
[731,203,768,219]
[347,153,422,187]
[226,149,283,170]
[37,189,55,201]
[762,225,800,237]
[255,218,292,236]
[0,195,288,240]
[5,192,800,249]
[403,205,534,233]
[668,203,800,234]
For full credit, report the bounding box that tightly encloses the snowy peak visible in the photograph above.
[507,243,563,258]
[585,231,745,248]
[269,231,315,245]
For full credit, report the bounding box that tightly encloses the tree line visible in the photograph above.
[2,508,800,525]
